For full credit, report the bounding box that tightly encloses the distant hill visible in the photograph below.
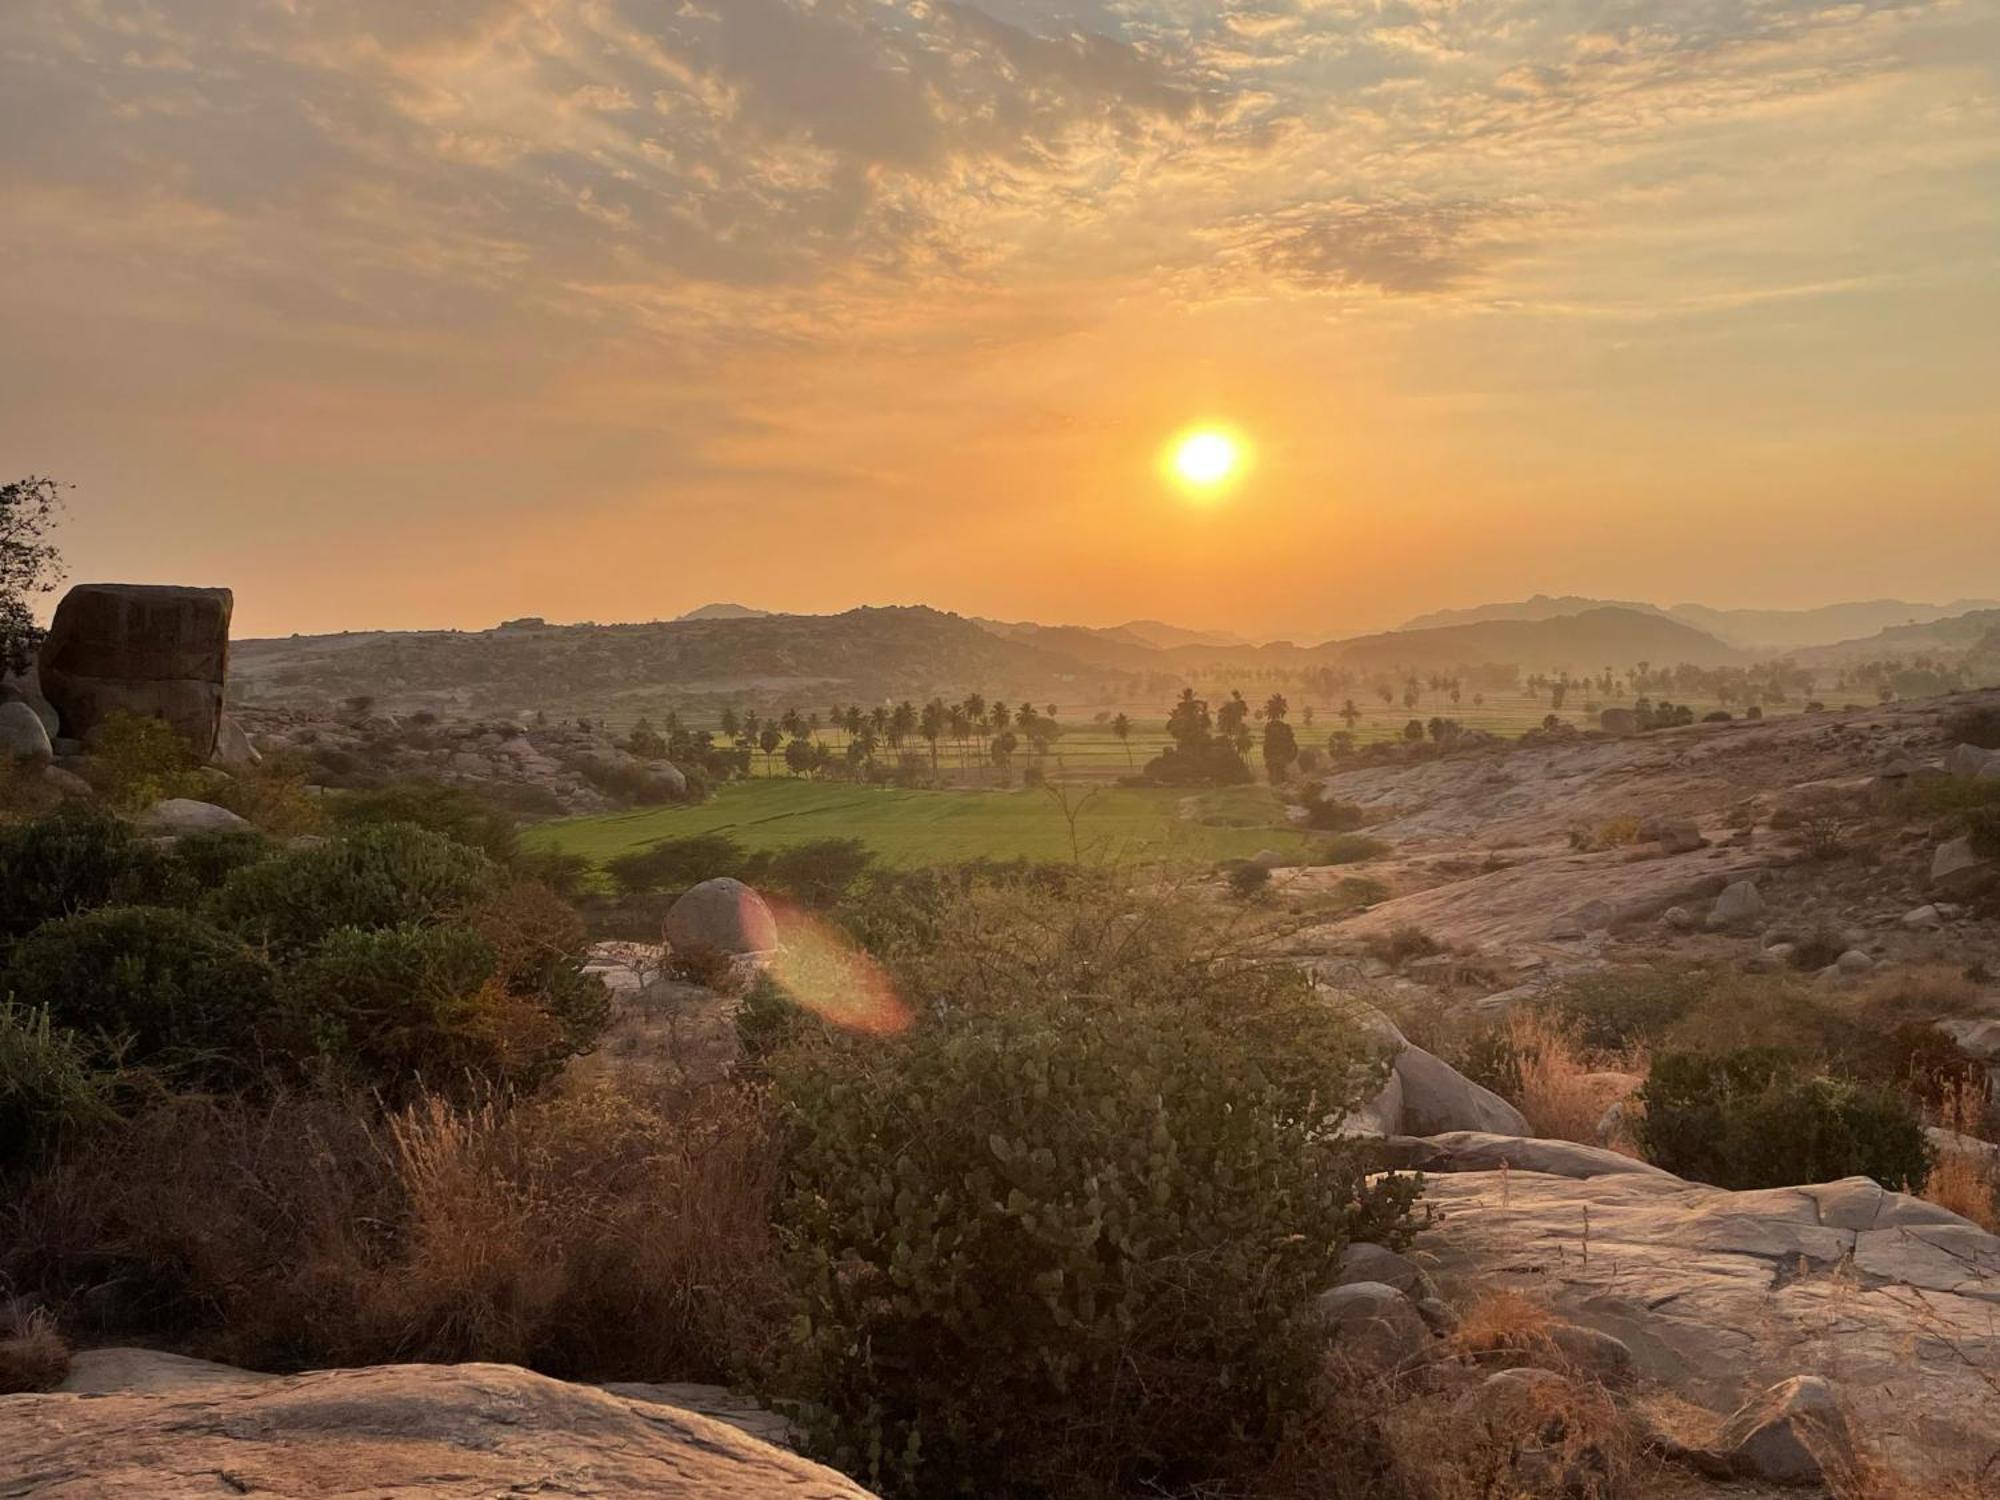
[1400,595,2000,653]
[1329,607,1744,673]
[1111,619,1245,650]
[1791,609,2000,669]
[1668,599,2000,652]
[233,607,1099,720]
[676,602,770,622]
[234,602,1759,722]
[1399,595,1662,632]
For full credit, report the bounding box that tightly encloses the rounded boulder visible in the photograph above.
[665,877,779,958]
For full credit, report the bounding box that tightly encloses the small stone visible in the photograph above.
[1901,904,1944,930]
[1335,1243,1437,1300]
[1835,949,1874,975]
[1661,905,1694,931]
[1932,837,1992,896]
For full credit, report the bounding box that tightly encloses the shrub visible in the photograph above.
[1636,1048,1933,1191]
[280,912,604,1099]
[1540,966,1710,1050]
[1362,923,1442,971]
[0,806,138,950]
[109,828,270,911]
[0,1308,70,1394]
[2,1083,782,1380]
[759,884,1417,1498]
[81,711,206,810]
[746,837,873,908]
[0,1002,116,1173]
[605,833,747,896]
[1229,860,1273,897]
[209,751,327,838]
[5,907,278,1077]
[207,823,496,957]
[1315,832,1391,865]
[1301,791,1366,832]
[332,779,518,865]
[1946,705,2000,750]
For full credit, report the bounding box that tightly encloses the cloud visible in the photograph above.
[1209,195,1540,296]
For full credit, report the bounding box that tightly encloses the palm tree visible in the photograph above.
[1111,712,1134,768]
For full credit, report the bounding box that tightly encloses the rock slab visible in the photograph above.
[0,1360,876,1499]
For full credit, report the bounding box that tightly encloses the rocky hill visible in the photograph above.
[1327,606,1744,673]
[232,606,1102,720]
[1402,594,2000,652]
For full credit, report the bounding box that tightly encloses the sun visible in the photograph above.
[1164,425,1249,498]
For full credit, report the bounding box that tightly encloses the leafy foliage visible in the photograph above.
[757,881,1415,1498]
[331,779,519,865]
[5,906,277,1077]
[207,822,497,957]
[0,1003,115,1173]
[82,712,208,810]
[1637,1048,1933,1192]
[0,476,65,677]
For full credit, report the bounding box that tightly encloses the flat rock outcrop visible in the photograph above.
[1414,1161,2000,1484]
[37,584,233,757]
[3,1359,874,1499]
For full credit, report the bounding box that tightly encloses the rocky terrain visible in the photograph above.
[1288,689,2000,978]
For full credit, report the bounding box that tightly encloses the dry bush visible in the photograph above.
[0,1306,71,1393]
[1922,1082,1999,1233]
[3,1079,784,1381]
[1494,1010,1646,1149]
[1451,1286,1558,1360]
[1857,964,1987,1026]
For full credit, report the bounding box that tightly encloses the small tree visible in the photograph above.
[1110,712,1133,768]
[1,477,66,677]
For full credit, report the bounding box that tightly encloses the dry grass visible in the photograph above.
[1857,964,1988,1027]
[1451,1286,1558,1358]
[2,1078,785,1381]
[0,1306,71,1394]
[1504,1010,1645,1148]
[1922,1081,1999,1233]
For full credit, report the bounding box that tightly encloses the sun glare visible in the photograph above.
[1165,426,1247,498]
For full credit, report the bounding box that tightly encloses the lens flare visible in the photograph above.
[763,901,913,1036]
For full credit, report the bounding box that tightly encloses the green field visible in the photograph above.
[527,779,1312,870]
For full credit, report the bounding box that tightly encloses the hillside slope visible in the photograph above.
[1328,607,1743,673]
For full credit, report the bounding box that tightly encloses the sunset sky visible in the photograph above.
[3,0,1995,641]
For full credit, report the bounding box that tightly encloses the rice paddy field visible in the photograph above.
[527,778,1314,870]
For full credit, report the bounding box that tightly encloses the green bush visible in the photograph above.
[1301,791,1366,832]
[110,829,270,911]
[1539,966,1712,1049]
[605,833,747,896]
[0,806,138,951]
[758,884,1416,1499]
[82,711,207,810]
[5,906,278,1076]
[1946,705,2000,750]
[0,1003,116,1173]
[1314,832,1391,865]
[331,779,519,865]
[280,886,608,1098]
[745,837,873,908]
[1636,1048,1933,1192]
[207,823,496,957]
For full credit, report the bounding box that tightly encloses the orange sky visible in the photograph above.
[2,0,1995,640]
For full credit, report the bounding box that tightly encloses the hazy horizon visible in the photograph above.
[5,0,1997,641]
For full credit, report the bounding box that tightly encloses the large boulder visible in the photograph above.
[37,584,233,758]
[1710,879,1764,927]
[1,1360,876,1498]
[665,877,779,958]
[1392,1044,1532,1136]
[211,714,261,770]
[0,699,53,762]
[1714,1375,1857,1485]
